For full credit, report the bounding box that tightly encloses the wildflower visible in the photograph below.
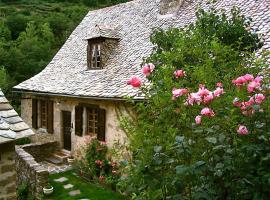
[112,170,118,175]
[237,125,249,135]
[127,76,142,88]
[174,69,185,78]
[195,115,202,125]
[201,107,215,117]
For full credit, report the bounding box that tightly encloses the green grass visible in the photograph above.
[44,171,126,200]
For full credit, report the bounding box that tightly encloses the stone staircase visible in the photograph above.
[46,149,71,165]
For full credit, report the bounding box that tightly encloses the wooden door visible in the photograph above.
[62,111,71,151]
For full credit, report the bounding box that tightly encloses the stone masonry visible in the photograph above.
[15,141,59,200]
[0,142,16,200]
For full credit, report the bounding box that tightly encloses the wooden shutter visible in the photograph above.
[75,106,83,136]
[87,44,91,69]
[47,101,54,134]
[97,108,106,141]
[32,99,38,129]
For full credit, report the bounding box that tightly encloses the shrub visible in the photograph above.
[121,6,270,200]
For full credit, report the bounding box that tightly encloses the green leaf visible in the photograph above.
[154,146,162,153]
[205,137,217,144]
[195,160,206,168]
[176,165,189,175]
[175,136,184,143]
[205,128,215,133]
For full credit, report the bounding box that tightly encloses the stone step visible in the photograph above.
[45,156,63,165]
[53,149,71,163]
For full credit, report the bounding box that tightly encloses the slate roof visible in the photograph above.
[0,89,34,144]
[85,24,120,40]
[14,0,270,100]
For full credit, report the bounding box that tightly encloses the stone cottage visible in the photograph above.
[13,0,270,153]
[0,89,34,200]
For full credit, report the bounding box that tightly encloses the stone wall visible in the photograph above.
[15,141,59,199]
[0,142,16,200]
[22,141,60,162]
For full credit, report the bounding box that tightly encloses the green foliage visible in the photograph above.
[120,7,270,200]
[16,137,31,145]
[17,182,31,200]
[0,66,13,92]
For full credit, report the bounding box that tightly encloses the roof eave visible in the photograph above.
[13,88,145,102]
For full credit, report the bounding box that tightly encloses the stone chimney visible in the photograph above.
[159,0,185,15]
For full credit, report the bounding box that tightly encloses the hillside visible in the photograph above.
[0,0,129,99]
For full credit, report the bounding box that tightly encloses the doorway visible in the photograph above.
[62,111,71,151]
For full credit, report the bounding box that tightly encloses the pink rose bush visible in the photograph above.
[128,70,268,135]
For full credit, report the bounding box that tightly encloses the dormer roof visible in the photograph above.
[85,24,120,40]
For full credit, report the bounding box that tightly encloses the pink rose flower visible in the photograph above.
[172,88,188,99]
[201,107,215,117]
[142,63,155,76]
[174,70,185,78]
[243,74,254,82]
[127,76,142,88]
[216,82,223,87]
[232,76,247,86]
[187,92,202,105]
[237,125,249,135]
[195,115,202,125]
[254,76,263,83]
[247,81,261,93]
[254,93,265,104]
[233,98,241,107]
[213,87,224,97]
[203,93,214,104]
[198,86,210,97]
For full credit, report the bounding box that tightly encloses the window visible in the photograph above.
[88,43,102,69]
[87,108,98,135]
[32,99,54,134]
[75,105,106,141]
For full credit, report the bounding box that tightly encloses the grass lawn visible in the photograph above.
[44,171,126,200]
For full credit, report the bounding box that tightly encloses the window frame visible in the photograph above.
[87,38,104,70]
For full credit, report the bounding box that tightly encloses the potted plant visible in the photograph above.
[43,184,53,195]
[67,156,75,165]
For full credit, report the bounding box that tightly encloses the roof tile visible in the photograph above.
[14,0,270,99]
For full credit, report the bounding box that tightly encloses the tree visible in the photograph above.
[119,7,269,200]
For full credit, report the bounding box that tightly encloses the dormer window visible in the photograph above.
[85,24,120,70]
[90,43,102,69]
